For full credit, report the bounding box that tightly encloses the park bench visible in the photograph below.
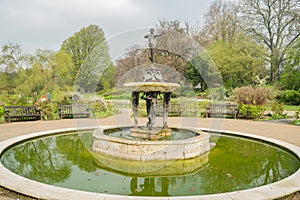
[157,103,182,117]
[4,106,42,123]
[58,104,90,119]
[206,103,239,119]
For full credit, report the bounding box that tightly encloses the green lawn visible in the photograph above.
[284,105,300,111]
[264,104,299,111]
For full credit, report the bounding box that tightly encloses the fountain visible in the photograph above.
[92,28,211,163]
[92,66,211,162]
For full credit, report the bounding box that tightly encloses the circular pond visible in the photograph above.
[1,128,300,199]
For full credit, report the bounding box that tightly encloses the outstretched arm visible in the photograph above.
[154,31,164,38]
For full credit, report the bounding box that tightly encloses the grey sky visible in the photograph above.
[0,0,214,59]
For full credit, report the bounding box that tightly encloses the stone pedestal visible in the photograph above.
[130,127,172,140]
[92,127,211,161]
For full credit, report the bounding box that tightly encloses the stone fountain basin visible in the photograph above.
[0,127,300,200]
[91,149,209,177]
[123,82,180,92]
[92,127,210,161]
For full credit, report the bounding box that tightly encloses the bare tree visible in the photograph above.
[114,45,148,81]
[195,0,240,46]
[240,0,300,83]
[155,19,199,75]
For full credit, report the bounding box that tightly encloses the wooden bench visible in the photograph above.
[4,106,42,122]
[206,103,239,119]
[59,104,90,119]
[157,103,182,117]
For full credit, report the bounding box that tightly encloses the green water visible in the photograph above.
[1,131,299,196]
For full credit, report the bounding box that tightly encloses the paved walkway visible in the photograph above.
[0,112,299,146]
[0,111,299,199]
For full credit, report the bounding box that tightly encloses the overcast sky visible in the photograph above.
[0,0,215,59]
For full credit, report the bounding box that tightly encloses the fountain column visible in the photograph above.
[163,92,171,128]
[132,91,140,128]
[143,91,158,130]
[151,91,158,129]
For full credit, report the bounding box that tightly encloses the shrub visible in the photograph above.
[271,102,284,115]
[0,106,4,119]
[233,86,274,106]
[238,104,265,119]
[270,113,288,119]
[61,92,82,104]
[198,100,210,110]
[279,90,300,105]
[89,99,119,118]
[291,106,300,126]
[291,120,300,126]
[295,106,300,120]
[38,103,59,120]
[268,101,288,119]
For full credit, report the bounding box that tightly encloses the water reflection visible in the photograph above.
[129,177,170,196]
[1,131,299,196]
[1,136,71,184]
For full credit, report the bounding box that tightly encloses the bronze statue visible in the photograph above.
[144,28,164,63]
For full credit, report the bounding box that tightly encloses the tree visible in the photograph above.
[192,0,268,89]
[0,42,27,72]
[61,24,111,93]
[280,38,300,90]
[50,50,75,90]
[61,25,107,70]
[195,0,240,46]
[155,19,199,75]
[114,45,148,82]
[98,65,115,91]
[14,49,76,103]
[285,37,300,70]
[0,43,29,96]
[15,62,48,101]
[208,33,267,89]
[186,47,227,93]
[14,50,54,100]
[240,0,300,83]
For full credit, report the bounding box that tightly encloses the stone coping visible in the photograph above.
[124,82,180,92]
[0,126,299,200]
[93,127,209,145]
